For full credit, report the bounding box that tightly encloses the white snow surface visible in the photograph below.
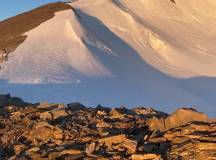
[2,0,216,83]
[1,0,216,116]
[71,0,216,78]
[0,10,112,84]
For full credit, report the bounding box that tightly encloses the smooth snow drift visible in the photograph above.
[0,10,112,84]
[1,0,216,116]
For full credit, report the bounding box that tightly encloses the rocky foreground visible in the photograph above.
[0,95,215,160]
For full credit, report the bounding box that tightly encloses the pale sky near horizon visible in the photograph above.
[0,0,68,21]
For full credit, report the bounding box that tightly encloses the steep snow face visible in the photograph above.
[71,0,216,78]
[2,0,216,83]
[0,10,112,83]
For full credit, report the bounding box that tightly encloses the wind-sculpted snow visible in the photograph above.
[2,0,216,82]
[71,0,216,78]
[1,0,216,116]
[0,10,112,84]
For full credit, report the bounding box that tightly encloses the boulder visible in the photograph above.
[23,121,63,143]
[148,108,208,131]
[164,108,208,130]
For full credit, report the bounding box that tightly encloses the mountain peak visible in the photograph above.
[0,2,72,54]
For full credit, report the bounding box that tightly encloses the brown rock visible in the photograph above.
[86,142,96,155]
[97,110,107,116]
[23,121,63,143]
[131,154,161,160]
[109,108,125,119]
[165,108,208,129]
[25,147,41,159]
[98,134,137,154]
[50,109,68,119]
[14,144,27,155]
[148,108,208,131]
[96,120,111,128]
[39,111,52,120]
[37,102,62,110]
[48,149,83,160]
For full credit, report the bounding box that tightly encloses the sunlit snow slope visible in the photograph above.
[71,0,216,78]
[0,10,112,83]
[1,0,216,116]
[2,0,216,82]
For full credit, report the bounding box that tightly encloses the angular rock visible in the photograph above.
[50,109,68,119]
[131,154,161,160]
[98,134,137,154]
[48,149,83,160]
[23,121,63,143]
[148,108,208,131]
[86,142,96,155]
[36,102,62,110]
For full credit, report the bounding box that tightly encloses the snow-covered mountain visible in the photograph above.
[1,0,216,116]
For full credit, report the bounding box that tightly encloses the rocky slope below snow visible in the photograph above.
[0,95,215,160]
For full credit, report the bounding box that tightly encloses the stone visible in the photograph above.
[109,108,125,119]
[39,111,52,120]
[50,109,68,119]
[96,120,111,128]
[25,147,41,159]
[48,149,83,159]
[37,102,60,110]
[86,142,96,155]
[97,110,107,116]
[98,134,137,154]
[131,154,161,160]
[148,108,208,131]
[164,108,208,129]
[23,121,63,143]
[13,144,27,155]
[64,154,85,160]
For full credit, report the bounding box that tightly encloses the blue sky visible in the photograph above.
[0,0,67,21]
